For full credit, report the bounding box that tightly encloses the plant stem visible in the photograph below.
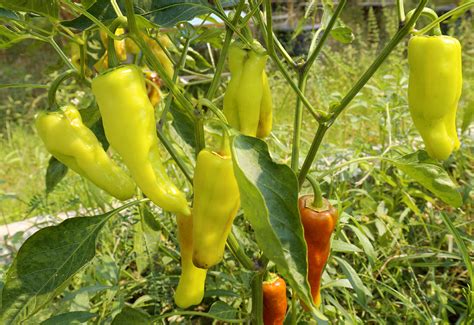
[124,0,195,115]
[328,0,429,126]
[261,0,323,122]
[297,123,328,188]
[159,36,191,127]
[156,128,193,184]
[251,270,265,325]
[415,1,474,36]
[397,0,406,23]
[306,175,323,209]
[48,36,77,71]
[47,70,78,110]
[290,73,306,171]
[227,231,256,271]
[303,0,346,78]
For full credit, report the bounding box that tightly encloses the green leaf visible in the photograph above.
[45,156,68,194]
[133,206,161,274]
[231,135,326,321]
[331,239,363,253]
[169,101,196,148]
[321,0,353,44]
[389,151,462,207]
[208,301,238,320]
[0,0,59,18]
[0,8,19,20]
[41,311,97,325]
[146,1,212,28]
[347,225,376,266]
[111,307,151,325]
[61,0,115,30]
[334,256,372,307]
[0,202,138,324]
[439,213,474,289]
[0,25,30,49]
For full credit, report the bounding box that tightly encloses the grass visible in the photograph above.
[0,7,473,324]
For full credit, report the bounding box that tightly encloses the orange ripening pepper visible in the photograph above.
[262,275,287,325]
[298,195,337,307]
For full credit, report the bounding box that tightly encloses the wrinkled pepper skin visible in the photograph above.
[298,195,338,307]
[192,148,240,269]
[92,65,190,216]
[263,276,287,325]
[408,35,462,160]
[174,213,207,309]
[35,106,135,200]
[223,41,272,138]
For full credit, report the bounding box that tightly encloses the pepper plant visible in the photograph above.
[0,0,472,324]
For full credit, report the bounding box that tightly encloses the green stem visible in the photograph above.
[227,231,256,271]
[290,73,307,171]
[306,175,323,209]
[262,0,323,122]
[47,70,78,110]
[303,0,346,78]
[107,18,126,68]
[297,123,328,189]
[159,36,191,127]
[206,0,245,100]
[152,310,246,323]
[124,0,195,115]
[156,128,193,184]
[327,0,429,126]
[397,0,406,23]
[48,36,77,71]
[318,156,384,179]
[416,1,474,36]
[291,289,298,324]
[194,109,205,156]
[406,7,441,35]
[251,271,265,325]
[110,0,124,17]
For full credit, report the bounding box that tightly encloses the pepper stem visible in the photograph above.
[47,69,78,111]
[107,17,126,68]
[306,175,323,209]
[219,129,231,156]
[406,7,442,36]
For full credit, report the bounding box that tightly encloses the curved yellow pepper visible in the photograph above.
[192,142,240,269]
[92,65,190,215]
[223,41,273,138]
[408,35,462,160]
[174,213,207,308]
[35,106,135,200]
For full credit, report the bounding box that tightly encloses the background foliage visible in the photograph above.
[0,0,472,323]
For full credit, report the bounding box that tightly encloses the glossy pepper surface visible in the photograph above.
[192,141,240,269]
[174,213,207,309]
[408,35,462,160]
[299,195,337,307]
[223,41,272,138]
[262,276,287,325]
[92,65,190,216]
[35,105,135,200]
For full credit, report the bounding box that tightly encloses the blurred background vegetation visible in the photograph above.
[0,1,472,323]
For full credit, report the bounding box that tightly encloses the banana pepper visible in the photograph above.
[192,139,240,269]
[91,65,190,216]
[408,35,462,160]
[35,105,135,200]
[174,213,207,308]
[223,41,272,138]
